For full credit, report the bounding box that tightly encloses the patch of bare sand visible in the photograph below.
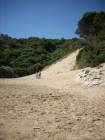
[0,50,105,140]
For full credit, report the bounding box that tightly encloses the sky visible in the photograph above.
[0,0,105,39]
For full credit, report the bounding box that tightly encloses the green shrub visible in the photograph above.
[76,47,105,68]
[14,67,29,76]
[27,63,42,74]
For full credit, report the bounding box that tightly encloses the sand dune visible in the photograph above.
[0,50,105,140]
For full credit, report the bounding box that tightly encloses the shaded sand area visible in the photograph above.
[0,51,105,140]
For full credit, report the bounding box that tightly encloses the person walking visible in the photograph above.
[35,64,42,79]
[38,70,41,79]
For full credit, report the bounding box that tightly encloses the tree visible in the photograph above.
[76,12,105,39]
[76,11,105,50]
[76,12,105,68]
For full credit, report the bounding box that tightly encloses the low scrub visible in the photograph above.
[0,34,82,77]
[76,47,105,68]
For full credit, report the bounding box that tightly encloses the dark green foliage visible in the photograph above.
[0,66,16,78]
[28,63,42,74]
[76,12,105,68]
[14,67,28,76]
[76,12,105,39]
[76,47,105,68]
[0,34,81,77]
[42,41,56,52]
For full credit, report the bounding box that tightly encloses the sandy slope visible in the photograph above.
[0,50,105,140]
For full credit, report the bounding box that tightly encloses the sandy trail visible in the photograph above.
[0,50,105,140]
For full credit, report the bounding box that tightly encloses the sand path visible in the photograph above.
[0,50,105,140]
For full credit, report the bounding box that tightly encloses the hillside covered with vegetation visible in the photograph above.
[0,11,105,77]
[0,35,82,77]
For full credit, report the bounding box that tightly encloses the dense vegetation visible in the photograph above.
[76,11,105,68]
[0,34,81,77]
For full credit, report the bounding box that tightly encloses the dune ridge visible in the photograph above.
[0,50,105,140]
